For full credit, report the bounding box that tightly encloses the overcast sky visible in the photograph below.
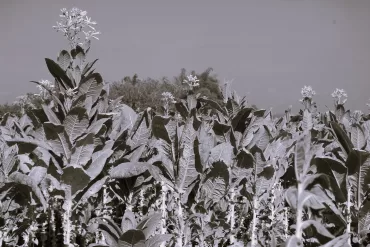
[1,0,370,114]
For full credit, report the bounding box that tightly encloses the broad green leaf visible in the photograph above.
[208,142,234,167]
[6,138,53,154]
[77,73,104,104]
[302,109,313,132]
[315,157,347,202]
[301,220,335,239]
[346,149,370,208]
[8,172,47,210]
[350,124,366,149]
[109,162,151,179]
[294,132,311,181]
[95,217,123,242]
[145,234,172,247]
[57,50,71,71]
[85,149,114,179]
[198,97,227,115]
[73,176,109,210]
[44,122,72,159]
[175,101,189,119]
[231,108,253,133]
[28,166,47,185]
[121,209,137,233]
[136,213,161,239]
[152,116,171,143]
[87,118,110,135]
[63,107,89,143]
[118,229,145,247]
[247,125,270,151]
[70,133,94,166]
[82,58,99,76]
[283,236,301,247]
[45,58,74,89]
[42,104,61,125]
[200,161,228,206]
[176,117,199,191]
[61,165,90,196]
[128,111,151,150]
[330,122,353,157]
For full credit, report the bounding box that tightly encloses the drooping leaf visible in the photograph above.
[121,209,137,233]
[136,213,161,239]
[61,165,90,196]
[109,162,151,179]
[118,229,145,247]
[85,149,114,179]
[144,234,172,247]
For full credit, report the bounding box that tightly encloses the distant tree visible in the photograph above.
[109,67,224,112]
[0,103,21,117]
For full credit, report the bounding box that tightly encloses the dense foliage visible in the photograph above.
[1,7,370,247]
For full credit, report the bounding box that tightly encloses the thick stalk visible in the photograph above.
[251,196,259,246]
[62,185,72,247]
[176,191,184,247]
[160,182,167,247]
[346,182,352,245]
[295,183,303,241]
[229,187,235,244]
[283,207,289,240]
[139,188,144,219]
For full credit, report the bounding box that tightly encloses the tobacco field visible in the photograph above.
[0,7,370,247]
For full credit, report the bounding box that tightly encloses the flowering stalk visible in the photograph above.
[299,85,316,111]
[53,7,100,49]
[161,92,176,116]
[182,75,200,92]
[331,88,347,106]
[331,88,348,121]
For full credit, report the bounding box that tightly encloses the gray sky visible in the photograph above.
[1,0,370,114]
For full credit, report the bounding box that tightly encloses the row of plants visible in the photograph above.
[1,7,370,247]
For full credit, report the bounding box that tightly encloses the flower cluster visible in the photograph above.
[161,92,176,104]
[299,85,316,101]
[36,79,55,99]
[182,75,200,90]
[53,7,100,49]
[331,88,347,105]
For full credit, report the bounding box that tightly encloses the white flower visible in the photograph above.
[161,92,176,104]
[36,79,54,99]
[65,88,75,97]
[182,75,200,89]
[300,85,316,99]
[53,7,100,49]
[331,88,347,105]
